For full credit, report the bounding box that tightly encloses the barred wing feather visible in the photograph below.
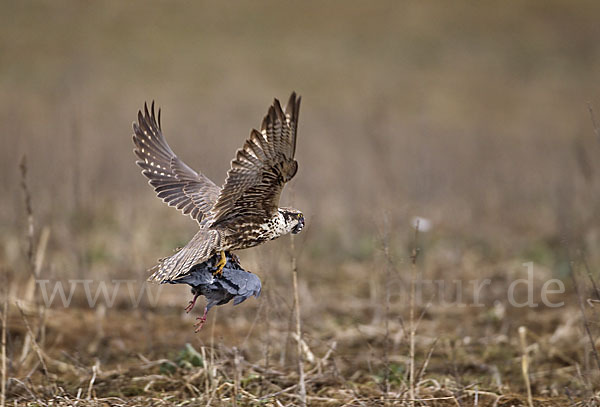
[133,102,220,225]
[210,92,301,227]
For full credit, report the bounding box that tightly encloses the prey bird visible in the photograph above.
[170,252,262,332]
[133,92,304,283]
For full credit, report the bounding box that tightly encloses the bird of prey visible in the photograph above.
[132,92,304,283]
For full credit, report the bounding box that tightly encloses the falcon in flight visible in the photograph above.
[133,92,304,282]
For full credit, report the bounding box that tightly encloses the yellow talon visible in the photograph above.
[213,250,227,277]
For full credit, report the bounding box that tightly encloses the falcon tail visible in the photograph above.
[147,229,221,283]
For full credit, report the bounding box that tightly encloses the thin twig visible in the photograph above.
[416,337,438,384]
[568,256,600,372]
[518,326,533,407]
[16,302,48,377]
[581,252,600,301]
[1,283,7,407]
[259,380,313,401]
[209,305,217,393]
[281,294,295,367]
[19,156,35,276]
[18,156,49,369]
[7,378,36,400]
[290,233,306,406]
[409,220,421,406]
[264,288,271,373]
[381,213,392,397]
[587,103,600,143]
[87,361,98,400]
[33,227,50,279]
[233,346,240,407]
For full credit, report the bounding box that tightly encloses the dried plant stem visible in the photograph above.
[518,326,533,407]
[264,290,271,372]
[569,257,600,374]
[587,103,600,143]
[16,302,48,377]
[381,215,392,398]
[416,337,438,384]
[1,287,7,407]
[383,263,390,395]
[409,222,420,407]
[208,306,217,393]
[210,306,217,355]
[18,157,50,374]
[19,156,35,275]
[87,362,98,399]
[22,228,50,307]
[290,235,306,406]
[581,252,600,301]
[233,346,240,407]
[19,156,37,367]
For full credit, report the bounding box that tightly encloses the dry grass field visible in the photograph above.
[2,1,600,405]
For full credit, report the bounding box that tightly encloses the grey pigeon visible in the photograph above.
[167,252,261,332]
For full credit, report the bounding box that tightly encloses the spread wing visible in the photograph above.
[209,92,301,227]
[147,228,221,282]
[133,102,221,225]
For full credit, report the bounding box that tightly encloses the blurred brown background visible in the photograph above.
[2,1,600,241]
[2,1,600,403]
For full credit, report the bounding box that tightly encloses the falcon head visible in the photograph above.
[279,207,305,235]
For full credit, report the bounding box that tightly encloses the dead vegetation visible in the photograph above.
[3,166,599,404]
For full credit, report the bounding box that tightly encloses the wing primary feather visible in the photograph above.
[210,92,301,226]
[273,98,284,121]
[287,93,300,156]
[132,101,221,225]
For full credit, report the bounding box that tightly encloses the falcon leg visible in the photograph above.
[194,307,209,333]
[185,291,201,313]
[212,250,227,277]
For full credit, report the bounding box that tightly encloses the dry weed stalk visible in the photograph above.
[581,253,600,301]
[233,346,240,407]
[588,103,600,143]
[568,255,600,380]
[19,156,35,274]
[381,214,392,397]
[415,338,438,385]
[290,233,306,406]
[86,362,98,400]
[409,221,421,406]
[281,295,295,367]
[19,155,51,305]
[18,156,36,367]
[17,157,50,375]
[1,282,7,407]
[518,326,534,407]
[22,227,50,305]
[16,302,48,377]
[264,289,272,373]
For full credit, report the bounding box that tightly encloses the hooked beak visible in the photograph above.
[292,216,305,234]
